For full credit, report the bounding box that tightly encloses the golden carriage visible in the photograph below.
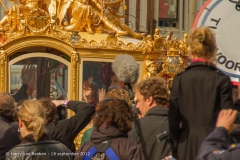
[0,0,187,148]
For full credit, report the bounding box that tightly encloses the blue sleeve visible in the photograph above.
[196,127,231,160]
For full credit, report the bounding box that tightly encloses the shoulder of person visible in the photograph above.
[173,69,187,77]
[214,68,228,76]
[228,143,240,151]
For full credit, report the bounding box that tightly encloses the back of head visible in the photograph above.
[18,100,46,141]
[38,98,56,124]
[187,26,217,61]
[0,92,17,121]
[0,92,15,106]
[93,98,134,132]
[104,88,132,108]
[136,77,169,106]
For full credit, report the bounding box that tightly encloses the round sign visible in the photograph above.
[193,0,240,85]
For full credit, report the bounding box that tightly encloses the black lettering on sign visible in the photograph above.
[208,18,221,29]
[225,60,234,69]
[234,62,240,71]
[208,26,217,29]
[218,55,227,64]
[211,18,221,26]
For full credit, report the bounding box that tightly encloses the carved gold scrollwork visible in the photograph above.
[26,8,50,34]
[71,50,79,100]
[0,48,6,91]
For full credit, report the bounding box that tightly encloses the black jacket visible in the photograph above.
[0,116,20,160]
[12,84,29,102]
[128,106,171,160]
[75,124,144,160]
[45,101,95,152]
[197,127,239,160]
[169,62,234,160]
[5,133,73,160]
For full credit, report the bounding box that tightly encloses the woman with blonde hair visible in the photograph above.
[5,100,73,160]
[169,26,234,160]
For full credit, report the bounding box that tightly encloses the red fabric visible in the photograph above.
[191,58,216,67]
[159,0,169,18]
[99,63,114,88]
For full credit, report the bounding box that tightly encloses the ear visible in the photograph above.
[146,96,154,107]
[19,118,23,128]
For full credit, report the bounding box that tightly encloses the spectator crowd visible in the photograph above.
[1,26,240,160]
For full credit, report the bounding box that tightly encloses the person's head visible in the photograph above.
[136,77,169,116]
[187,27,217,61]
[105,88,132,108]
[38,98,56,124]
[0,92,15,106]
[109,75,122,90]
[0,92,17,121]
[30,89,37,99]
[18,100,46,141]
[93,98,134,132]
[88,77,93,83]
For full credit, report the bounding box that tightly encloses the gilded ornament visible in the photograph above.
[0,48,6,65]
[144,60,158,79]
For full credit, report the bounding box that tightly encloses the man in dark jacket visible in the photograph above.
[197,109,240,160]
[39,99,95,152]
[128,77,171,160]
[0,92,21,160]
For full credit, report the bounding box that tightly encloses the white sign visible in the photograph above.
[193,0,240,84]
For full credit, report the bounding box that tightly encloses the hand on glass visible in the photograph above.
[21,65,37,85]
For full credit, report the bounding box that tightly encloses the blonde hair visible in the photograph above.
[187,27,217,61]
[18,100,46,141]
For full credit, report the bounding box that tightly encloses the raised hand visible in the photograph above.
[21,65,37,85]
[216,109,238,133]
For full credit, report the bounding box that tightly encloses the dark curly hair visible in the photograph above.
[92,98,134,132]
[136,77,169,106]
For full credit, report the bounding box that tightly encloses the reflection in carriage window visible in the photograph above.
[10,57,68,102]
[82,61,122,105]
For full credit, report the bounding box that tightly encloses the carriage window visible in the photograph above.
[82,61,123,105]
[10,57,68,102]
